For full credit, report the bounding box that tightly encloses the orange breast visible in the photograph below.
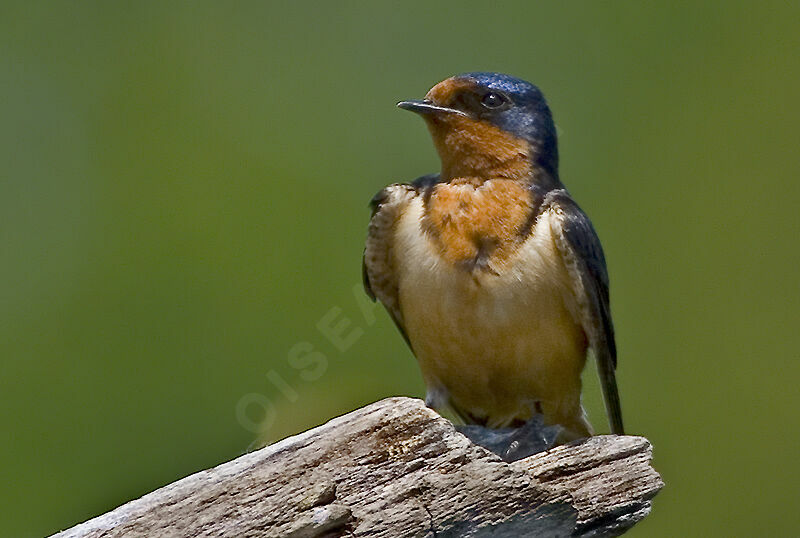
[423,180,534,271]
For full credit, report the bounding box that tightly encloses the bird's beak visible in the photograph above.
[397,99,468,117]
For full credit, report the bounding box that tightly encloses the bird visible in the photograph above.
[362,72,623,443]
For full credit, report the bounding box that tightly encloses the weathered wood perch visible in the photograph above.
[52,397,662,537]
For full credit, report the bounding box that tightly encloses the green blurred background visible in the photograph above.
[2,2,798,536]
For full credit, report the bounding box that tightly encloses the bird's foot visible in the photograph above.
[456,415,562,462]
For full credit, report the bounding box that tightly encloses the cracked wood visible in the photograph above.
[51,397,662,538]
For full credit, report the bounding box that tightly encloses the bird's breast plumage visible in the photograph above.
[392,183,590,434]
[420,180,534,272]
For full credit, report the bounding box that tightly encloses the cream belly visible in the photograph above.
[395,197,590,434]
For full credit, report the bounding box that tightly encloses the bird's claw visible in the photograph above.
[457,414,562,462]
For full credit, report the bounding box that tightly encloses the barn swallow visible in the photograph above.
[363,72,623,442]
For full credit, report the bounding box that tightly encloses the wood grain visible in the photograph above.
[51,397,662,538]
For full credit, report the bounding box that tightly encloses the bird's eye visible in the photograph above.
[481,91,505,109]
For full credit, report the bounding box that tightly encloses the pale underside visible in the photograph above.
[365,184,594,440]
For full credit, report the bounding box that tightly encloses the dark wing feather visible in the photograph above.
[363,178,434,350]
[547,190,624,435]
[363,173,440,302]
[362,188,391,301]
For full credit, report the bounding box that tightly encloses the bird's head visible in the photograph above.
[398,72,559,185]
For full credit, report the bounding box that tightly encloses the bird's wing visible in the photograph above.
[546,189,624,435]
[363,179,426,349]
